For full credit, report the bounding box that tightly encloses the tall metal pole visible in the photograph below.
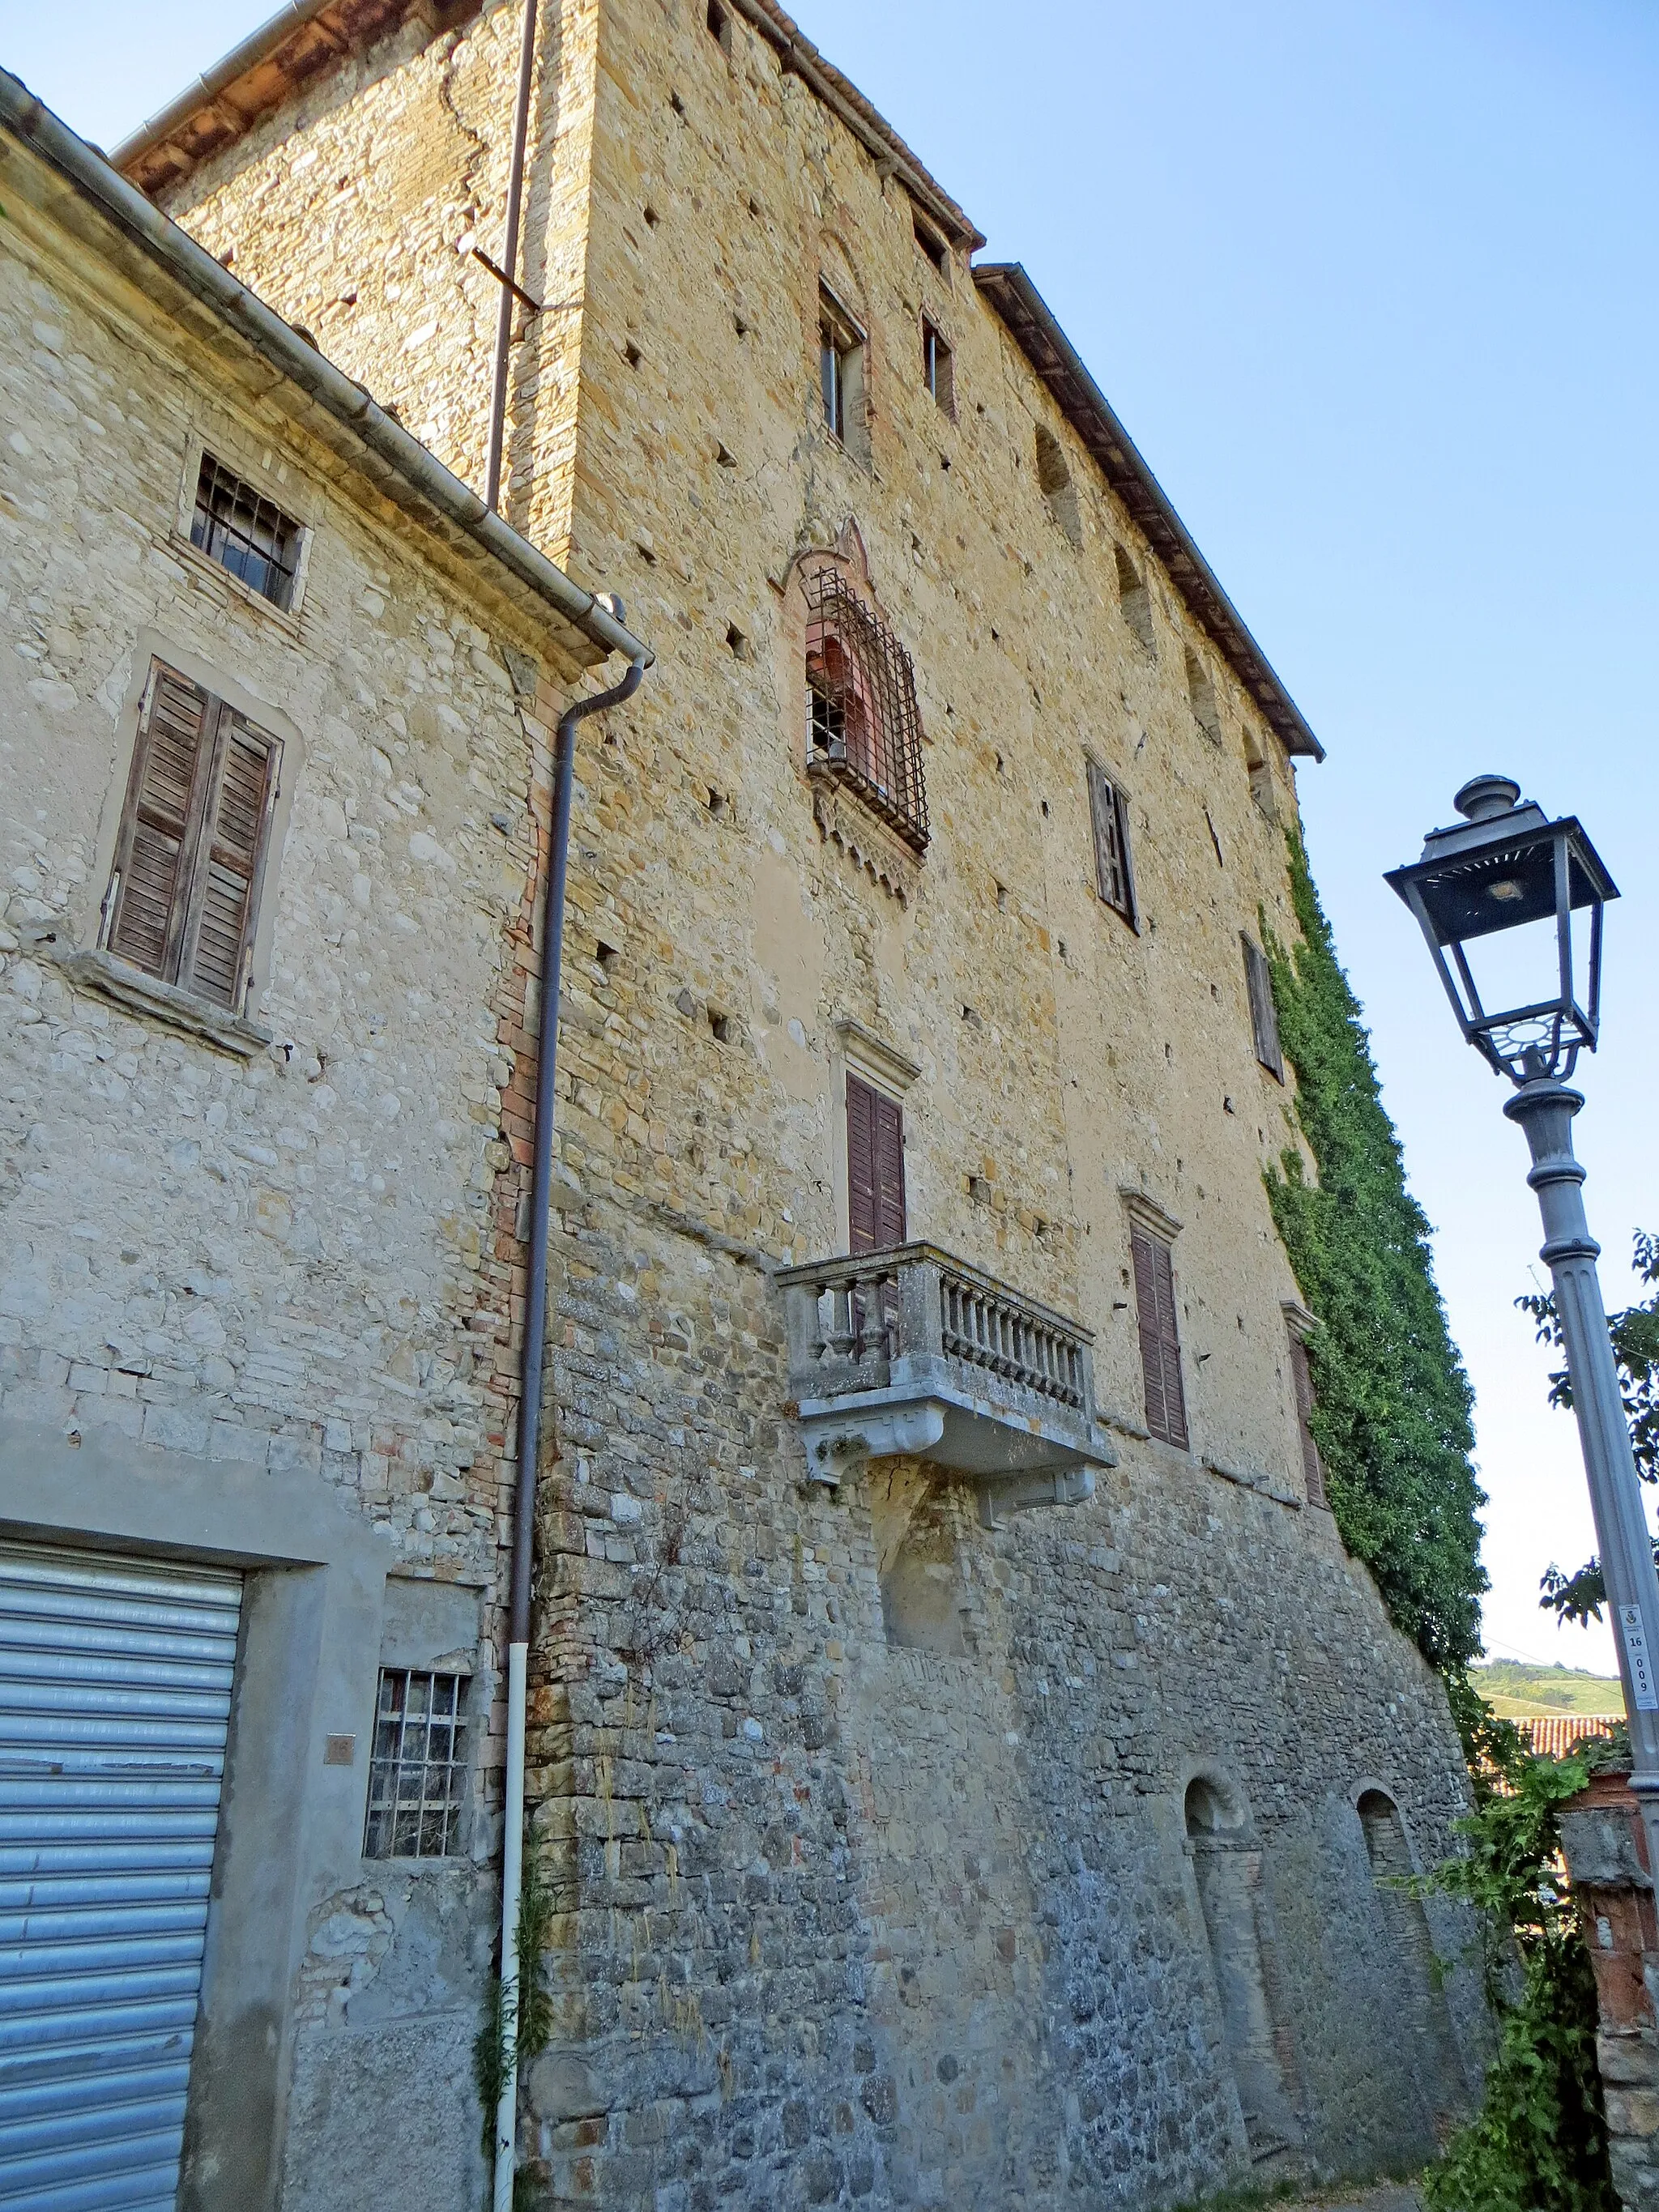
[1506,1072,1659,1873]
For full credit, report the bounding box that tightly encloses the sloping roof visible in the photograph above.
[976,263,1323,762]
[113,0,446,193]
[729,0,982,252]
[111,0,984,257]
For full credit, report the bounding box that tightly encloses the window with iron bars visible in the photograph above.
[804,566,929,852]
[363,1668,468,1859]
[190,452,303,611]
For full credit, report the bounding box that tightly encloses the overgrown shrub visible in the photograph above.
[1415,1687,1615,2212]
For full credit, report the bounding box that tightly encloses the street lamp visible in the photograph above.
[1387,776,1659,1855]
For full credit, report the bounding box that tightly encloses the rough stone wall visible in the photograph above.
[162,0,599,568]
[144,0,1490,2201]
[0,157,586,2206]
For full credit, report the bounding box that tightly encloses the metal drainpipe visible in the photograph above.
[493,629,646,2212]
[484,0,540,514]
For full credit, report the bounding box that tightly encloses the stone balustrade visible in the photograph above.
[775,1242,1113,1520]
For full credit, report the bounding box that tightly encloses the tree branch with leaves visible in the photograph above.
[1521,1231,1659,1626]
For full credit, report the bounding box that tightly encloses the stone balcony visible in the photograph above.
[775,1242,1115,1524]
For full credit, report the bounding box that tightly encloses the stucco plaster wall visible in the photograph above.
[0,142,589,2210]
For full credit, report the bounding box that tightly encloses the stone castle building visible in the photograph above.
[0,2,1486,2206]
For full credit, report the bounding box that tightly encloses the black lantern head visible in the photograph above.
[1386,774,1618,1083]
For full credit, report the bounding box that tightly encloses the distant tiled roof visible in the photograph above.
[1520,1713,1624,1760]
[976,262,1324,763]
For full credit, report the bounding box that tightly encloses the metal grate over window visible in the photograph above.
[363,1669,467,1859]
[804,565,929,852]
[190,453,302,610]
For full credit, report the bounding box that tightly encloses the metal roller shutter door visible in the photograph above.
[0,1542,242,2210]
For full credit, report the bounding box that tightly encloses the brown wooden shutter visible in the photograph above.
[108,663,214,981]
[180,708,281,1008]
[1243,934,1284,1080]
[1288,1331,1327,1507]
[873,1091,906,1247]
[847,1074,905,1254]
[107,660,280,1011]
[1132,1225,1188,1449]
[847,1073,878,1253]
[1088,761,1137,925]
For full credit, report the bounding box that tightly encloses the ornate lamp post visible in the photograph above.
[1387,776,1658,1851]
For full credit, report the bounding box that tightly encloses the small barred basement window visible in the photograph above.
[804,565,929,850]
[104,658,282,1012]
[363,1668,468,1859]
[190,452,302,611]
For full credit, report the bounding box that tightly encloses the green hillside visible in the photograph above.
[1473,1658,1623,1717]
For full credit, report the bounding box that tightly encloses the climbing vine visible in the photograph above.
[1263,835,1486,1669]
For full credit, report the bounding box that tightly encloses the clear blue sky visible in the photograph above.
[11,0,1658,1677]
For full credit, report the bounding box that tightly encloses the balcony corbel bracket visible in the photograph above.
[801,1401,949,1486]
[978,1464,1098,1528]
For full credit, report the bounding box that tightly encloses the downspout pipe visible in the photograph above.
[484,0,540,514]
[493,628,646,2212]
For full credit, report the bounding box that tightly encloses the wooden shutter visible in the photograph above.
[1132,1225,1188,1449]
[107,660,279,1012]
[108,663,214,981]
[873,1090,906,1247]
[1088,761,1137,926]
[847,1072,905,1255]
[180,708,281,1008]
[1288,1331,1327,1507]
[1243,935,1284,1080]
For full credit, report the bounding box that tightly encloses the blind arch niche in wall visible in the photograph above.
[1183,1777,1303,2171]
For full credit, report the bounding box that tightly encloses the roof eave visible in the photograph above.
[1,68,650,673]
[975,262,1324,764]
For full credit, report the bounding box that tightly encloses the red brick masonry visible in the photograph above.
[1559,1765,1659,2210]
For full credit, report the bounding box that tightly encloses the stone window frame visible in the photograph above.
[1121,1188,1190,1455]
[920,312,956,420]
[812,241,876,471]
[830,1016,921,1257]
[172,428,317,633]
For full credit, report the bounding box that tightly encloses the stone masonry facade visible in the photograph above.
[4,1,1495,2204]
[0,100,625,2210]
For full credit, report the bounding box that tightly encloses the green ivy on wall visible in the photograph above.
[1264,835,1487,1670]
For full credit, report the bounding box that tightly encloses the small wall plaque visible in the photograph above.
[323,1733,356,1767]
